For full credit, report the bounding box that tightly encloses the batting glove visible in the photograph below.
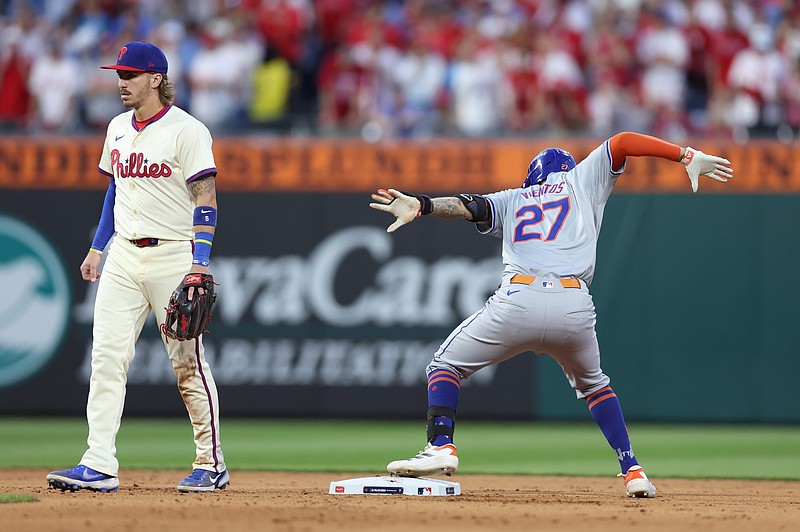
[681,147,733,193]
[369,188,420,233]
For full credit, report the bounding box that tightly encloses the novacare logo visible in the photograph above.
[0,214,70,388]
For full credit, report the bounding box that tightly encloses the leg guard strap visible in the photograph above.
[427,406,456,442]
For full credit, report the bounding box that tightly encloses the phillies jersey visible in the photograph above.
[98,104,217,241]
[480,141,624,286]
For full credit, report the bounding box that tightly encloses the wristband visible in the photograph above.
[192,231,214,267]
[89,248,103,255]
[413,194,433,216]
[193,206,217,227]
[680,147,695,166]
[400,191,433,216]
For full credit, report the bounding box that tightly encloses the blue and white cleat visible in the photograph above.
[46,464,119,492]
[177,468,230,493]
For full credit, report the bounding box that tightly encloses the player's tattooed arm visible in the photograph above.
[188,174,217,238]
[187,174,218,275]
[445,194,491,225]
[187,174,217,209]
[370,188,490,233]
[431,197,473,220]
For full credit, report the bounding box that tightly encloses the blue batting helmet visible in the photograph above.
[523,148,576,187]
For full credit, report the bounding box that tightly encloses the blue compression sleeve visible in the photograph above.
[192,231,214,267]
[90,179,116,252]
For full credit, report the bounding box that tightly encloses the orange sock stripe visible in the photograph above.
[586,386,613,400]
[587,392,617,411]
[428,370,461,386]
[427,375,461,389]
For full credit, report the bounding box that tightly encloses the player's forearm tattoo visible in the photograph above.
[431,197,470,219]
[187,175,216,204]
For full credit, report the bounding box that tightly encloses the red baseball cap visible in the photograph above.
[101,41,168,74]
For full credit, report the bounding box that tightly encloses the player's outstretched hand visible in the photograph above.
[682,147,733,193]
[369,188,420,233]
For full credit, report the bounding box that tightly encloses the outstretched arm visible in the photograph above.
[608,132,682,168]
[369,189,475,233]
[608,132,733,192]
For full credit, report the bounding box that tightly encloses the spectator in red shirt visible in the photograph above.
[0,30,32,130]
[314,0,358,50]
[256,0,311,66]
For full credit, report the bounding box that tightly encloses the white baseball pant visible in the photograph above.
[80,237,224,476]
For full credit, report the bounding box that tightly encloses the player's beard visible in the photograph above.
[121,80,150,110]
[121,88,141,109]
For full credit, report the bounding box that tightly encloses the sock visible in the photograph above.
[427,369,460,446]
[585,386,639,474]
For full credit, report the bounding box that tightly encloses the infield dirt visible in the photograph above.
[2,470,798,531]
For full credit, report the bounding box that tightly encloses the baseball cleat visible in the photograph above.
[619,465,656,498]
[46,464,119,493]
[177,468,230,493]
[387,443,459,477]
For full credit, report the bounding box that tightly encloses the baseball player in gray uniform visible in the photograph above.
[370,132,732,497]
[46,42,228,493]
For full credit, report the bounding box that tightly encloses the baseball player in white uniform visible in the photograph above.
[370,132,732,497]
[46,41,228,493]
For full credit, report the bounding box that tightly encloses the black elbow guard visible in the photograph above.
[457,193,490,223]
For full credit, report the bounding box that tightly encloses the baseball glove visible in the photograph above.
[160,273,217,341]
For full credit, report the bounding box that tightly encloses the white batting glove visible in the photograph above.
[369,188,421,233]
[681,147,733,193]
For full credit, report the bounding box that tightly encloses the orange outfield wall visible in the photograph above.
[0,136,797,193]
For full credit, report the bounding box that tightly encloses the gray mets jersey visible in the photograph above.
[429,140,624,397]
[480,141,624,286]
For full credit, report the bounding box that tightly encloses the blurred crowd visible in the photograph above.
[2,0,800,141]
